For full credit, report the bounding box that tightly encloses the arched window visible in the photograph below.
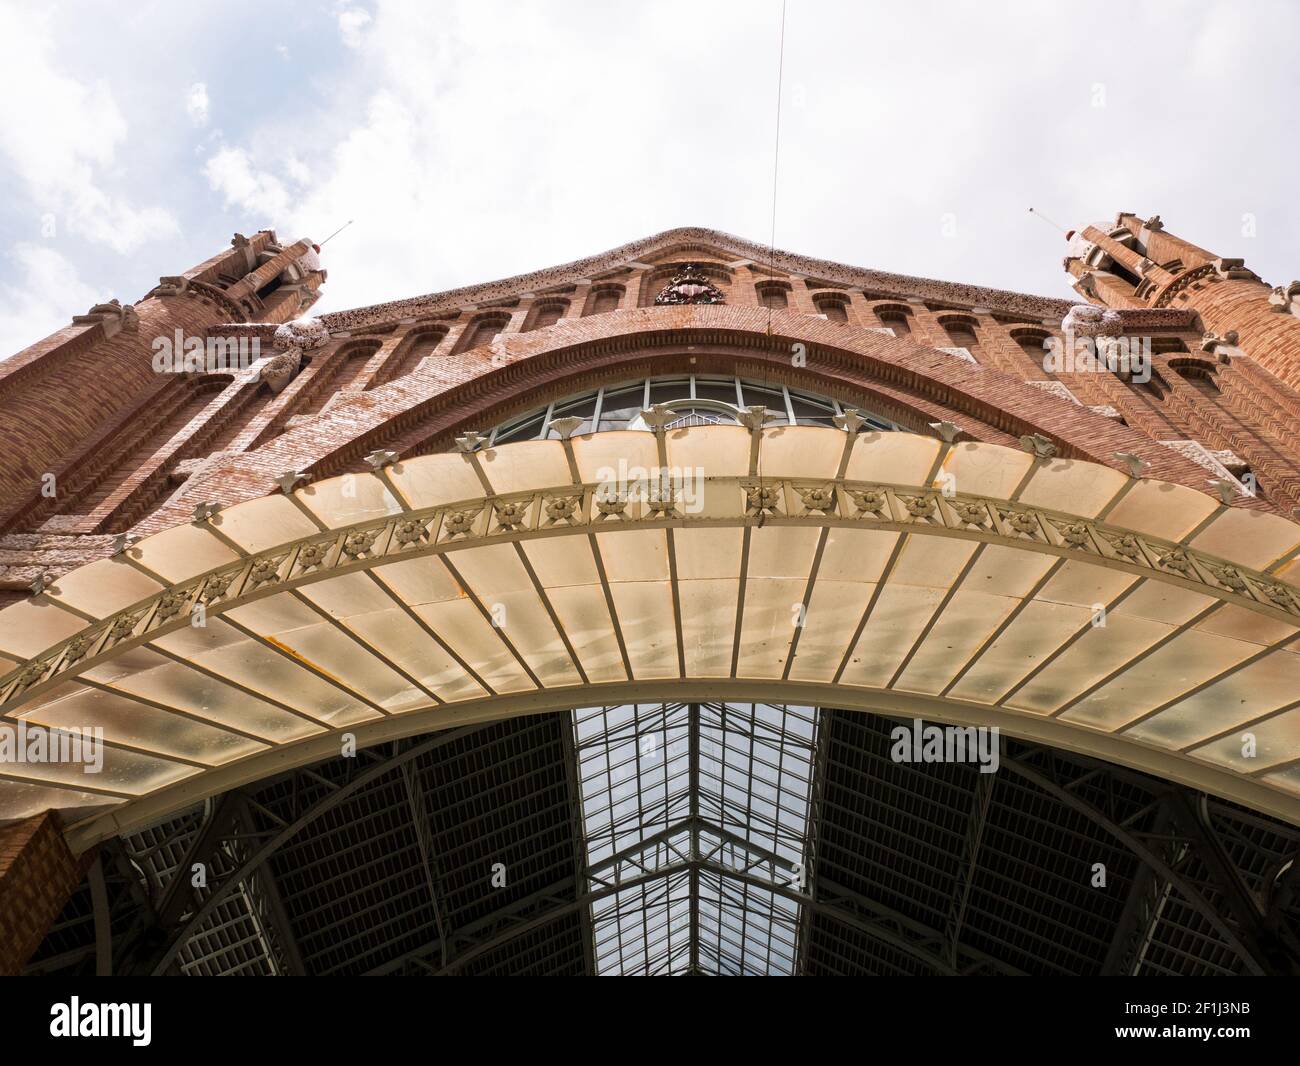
[939,314,981,353]
[1169,358,1221,396]
[369,326,447,388]
[1011,328,1051,368]
[525,299,569,331]
[454,313,510,353]
[484,374,899,445]
[873,304,912,337]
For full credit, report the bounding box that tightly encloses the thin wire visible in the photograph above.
[759,0,787,505]
[766,0,787,341]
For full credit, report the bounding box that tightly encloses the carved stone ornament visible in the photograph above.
[654,264,725,306]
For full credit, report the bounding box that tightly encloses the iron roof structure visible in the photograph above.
[27,702,1300,976]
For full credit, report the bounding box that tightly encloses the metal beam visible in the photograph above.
[1102,804,1177,975]
[1001,749,1268,975]
[147,725,483,975]
[398,756,450,969]
[944,757,996,967]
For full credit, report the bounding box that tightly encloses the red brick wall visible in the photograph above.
[0,811,90,975]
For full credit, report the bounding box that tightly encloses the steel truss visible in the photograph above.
[24,707,1300,977]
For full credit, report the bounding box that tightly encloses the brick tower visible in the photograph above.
[1063,212,1300,511]
[0,232,325,602]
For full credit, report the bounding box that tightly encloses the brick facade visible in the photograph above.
[0,811,91,974]
[0,221,1297,603]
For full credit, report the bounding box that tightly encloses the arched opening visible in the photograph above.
[939,314,980,349]
[756,281,791,311]
[1169,357,1222,396]
[585,285,625,316]
[453,313,510,353]
[4,423,1298,843]
[524,298,569,331]
[368,327,448,389]
[874,304,912,337]
[814,293,850,322]
[1011,328,1051,370]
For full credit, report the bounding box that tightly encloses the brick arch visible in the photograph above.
[583,283,626,316]
[521,297,570,332]
[249,338,384,449]
[812,292,850,322]
[366,325,448,389]
[754,279,794,312]
[451,311,512,355]
[142,306,1256,534]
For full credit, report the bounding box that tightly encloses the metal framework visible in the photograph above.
[26,704,1300,976]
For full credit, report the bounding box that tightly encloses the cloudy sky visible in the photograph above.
[1,0,1296,356]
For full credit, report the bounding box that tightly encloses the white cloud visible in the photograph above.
[0,7,178,254]
[7,0,1300,339]
[0,244,107,358]
[204,146,296,224]
[337,7,372,49]
[186,81,210,126]
[264,0,1289,308]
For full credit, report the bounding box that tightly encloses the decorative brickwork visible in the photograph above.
[0,221,1295,595]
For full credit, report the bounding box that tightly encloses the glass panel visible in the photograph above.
[788,393,836,426]
[573,702,817,975]
[693,378,741,405]
[545,391,600,437]
[46,559,163,620]
[737,380,789,416]
[492,412,545,445]
[647,379,691,407]
[595,384,646,430]
[21,683,267,765]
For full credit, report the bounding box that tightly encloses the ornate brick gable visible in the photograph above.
[1,220,1297,602]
